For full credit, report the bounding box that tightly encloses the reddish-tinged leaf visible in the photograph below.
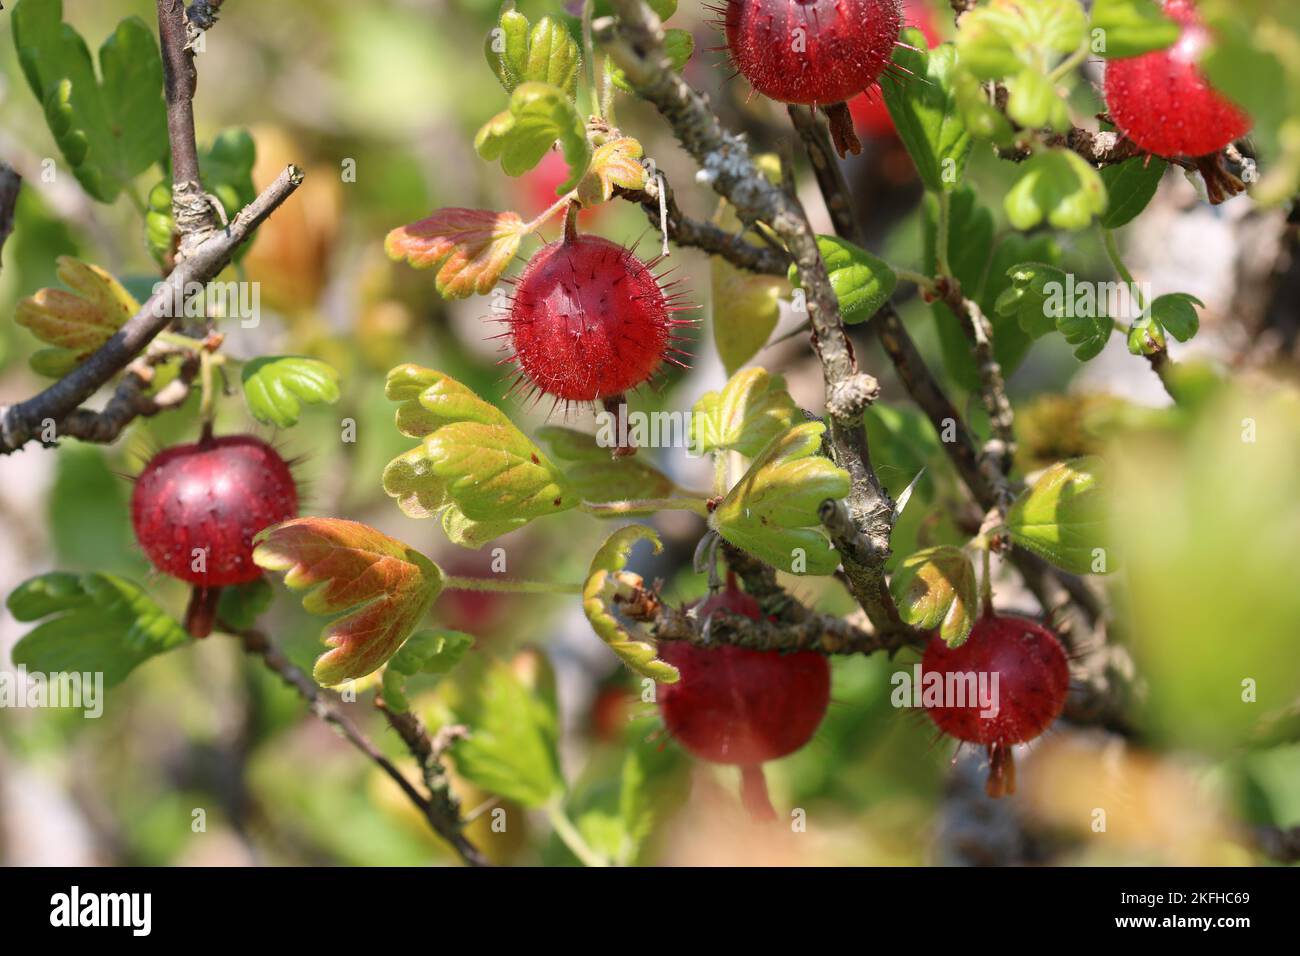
[252,518,443,686]
[384,208,527,299]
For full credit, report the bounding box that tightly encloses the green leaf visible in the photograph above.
[881,35,972,192]
[610,28,693,93]
[953,69,1017,146]
[1090,0,1180,59]
[240,356,341,428]
[443,654,565,807]
[1150,292,1203,343]
[386,364,512,439]
[485,12,581,100]
[1058,310,1113,361]
[1005,66,1070,132]
[145,129,259,265]
[1004,149,1108,231]
[1006,457,1113,575]
[582,525,679,682]
[253,518,444,685]
[995,261,1071,339]
[423,421,577,522]
[382,366,575,528]
[924,189,1061,387]
[576,136,646,206]
[215,578,274,633]
[712,256,784,375]
[13,1,166,203]
[381,628,473,711]
[537,426,678,505]
[788,235,897,324]
[8,572,188,688]
[712,422,850,576]
[889,546,979,647]
[957,0,1088,80]
[475,82,591,191]
[441,506,529,550]
[689,367,799,458]
[1099,156,1168,229]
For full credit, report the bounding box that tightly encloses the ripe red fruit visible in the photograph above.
[1103,0,1250,160]
[658,585,831,821]
[922,614,1069,798]
[132,434,298,637]
[723,0,903,107]
[849,0,940,139]
[503,234,690,404]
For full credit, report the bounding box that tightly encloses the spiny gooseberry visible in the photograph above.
[719,0,904,154]
[657,584,831,821]
[131,433,298,637]
[1103,0,1250,201]
[849,0,940,139]
[501,234,692,407]
[922,613,1069,798]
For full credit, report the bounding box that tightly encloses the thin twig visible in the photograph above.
[237,628,490,867]
[158,0,222,253]
[0,161,19,276]
[0,166,304,454]
[615,181,791,275]
[601,0,904,635]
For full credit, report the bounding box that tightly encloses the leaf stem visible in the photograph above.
[893,266,939,294]
[547,800,611,867]
[580,497,710,517]
[1048,42,1091,85]
[1101,227,1146,311]
[524,192,578,234]
[582,0,601,121]
[441,575,583,596]
[935,189,953,278]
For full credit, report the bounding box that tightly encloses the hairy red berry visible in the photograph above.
[722,0,903,107]
[1103,0,1250,160]
[849,0,939,139]
[922,614,1069,798]
[503,235,690,404]
[132,434,298,636]
[658,585,831,820]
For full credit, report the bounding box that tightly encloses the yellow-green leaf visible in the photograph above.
[1006,457,1113,575]
[475,82,591,192]
[712,257,784,375]
[582,525,679,682]
[576,136,646,206]
[690,367,800,457]
[889,546,979,647]
[712,422,850,576]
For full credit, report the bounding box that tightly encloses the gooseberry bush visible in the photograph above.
[1,0,1299,868]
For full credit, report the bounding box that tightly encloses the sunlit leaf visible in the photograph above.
[712,422,850,576]
[253,518,443,686]
[582,525,679,682]
[889,546,979,647]
[240,356,341,428]
[690,367,800,458]
[385,207,528,299]
[1006,457,1113,575]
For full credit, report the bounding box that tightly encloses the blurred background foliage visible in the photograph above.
[0,0,1297,866]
